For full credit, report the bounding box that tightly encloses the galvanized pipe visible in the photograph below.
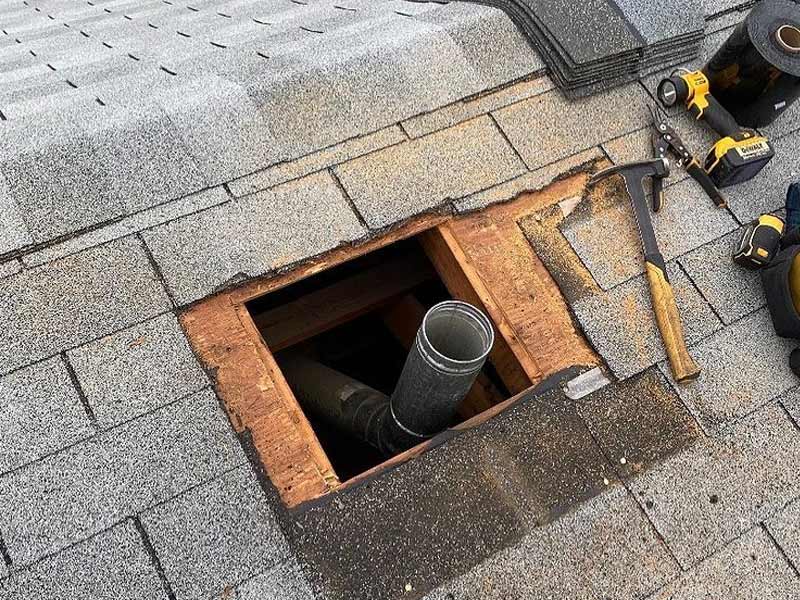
[281,300,494,456]
[383,300,495,449]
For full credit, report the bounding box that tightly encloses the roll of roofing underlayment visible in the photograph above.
[704,0,800,127]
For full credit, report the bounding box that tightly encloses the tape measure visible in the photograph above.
[733,214,785,269]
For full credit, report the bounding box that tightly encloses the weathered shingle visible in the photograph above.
[423,487,678,600]
[659,308,796,434]
[234,560,315,600]
[678,229,765,325]
[650,527,800,599]
[142,171,366,305]
[630,404,800,568]
[0,356,94,474]
[142,465,290,600]
[0,236,171,376]
[766,496,800,572]
[227,126,406,197]
[0,388,244,565]
[562,178,738,290]
[456,147,603,213]
[0,519,168,600]
[492,83,649,171]
[572,262,722,380]
[67,313,207,428]
[334,116,525,228]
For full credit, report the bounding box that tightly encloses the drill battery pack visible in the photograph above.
[704,131,775,188]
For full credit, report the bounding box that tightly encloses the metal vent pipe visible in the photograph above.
[281,300,494,456]
[382,300,494,452]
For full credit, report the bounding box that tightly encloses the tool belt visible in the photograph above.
[762,244,800,339]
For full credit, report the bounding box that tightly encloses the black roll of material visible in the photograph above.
[703,0,800,128]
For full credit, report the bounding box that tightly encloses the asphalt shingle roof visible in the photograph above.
[3,0,800,598]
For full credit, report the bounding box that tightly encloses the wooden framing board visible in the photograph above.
[182,174,599,508]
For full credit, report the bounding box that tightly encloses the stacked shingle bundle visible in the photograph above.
[465,0,706,97]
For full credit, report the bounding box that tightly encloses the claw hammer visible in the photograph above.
[588,158,700,383]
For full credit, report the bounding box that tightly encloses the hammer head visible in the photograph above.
[588,158,670,188]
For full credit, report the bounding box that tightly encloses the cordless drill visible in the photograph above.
[657,70,774,188]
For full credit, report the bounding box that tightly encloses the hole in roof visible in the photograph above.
[240,236,513,496]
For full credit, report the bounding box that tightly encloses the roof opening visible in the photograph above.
[246,238,511,481]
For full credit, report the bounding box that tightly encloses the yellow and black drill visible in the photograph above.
[657,70,774,188]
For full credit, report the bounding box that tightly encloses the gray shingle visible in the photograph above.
[142,465,289,600]
[456,147,603,213]
[234,560,314,600]
[0,259,21,280]
[410,4,542,89]
[0,108,127,242]
[492,83,649,171]
[724,129,800,223]
[155,74,286,186]
[334,116,525,228]
[142,171,365,305]
[22,186,230,268]
[783,387,800,428]
[678,229,765,325]
[67,313,207,428]
[766,497,800,572]
[631,403,800,568]
[650,527,799,599]
[402,76,554,139]
[0,520,169,600]
[562,178,738,290]
[0,388,244,565]
[573,262,722,380]
[659,308,796,434]
[0,356,94,474]
[577,368,703,479]
[0,172,32,255]
[0,236,171,376]
[227,126,406,197]
[81,101,208,214]
[423,487,678,600]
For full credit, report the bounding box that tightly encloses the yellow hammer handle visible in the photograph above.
[645,261,701,383]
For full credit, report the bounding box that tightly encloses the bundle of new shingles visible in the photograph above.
[466,0,706,97]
